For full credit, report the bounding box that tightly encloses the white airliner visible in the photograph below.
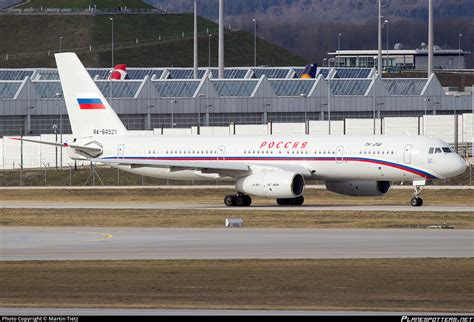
[16,53,467,207]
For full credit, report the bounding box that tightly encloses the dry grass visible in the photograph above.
[0,259,472,312]
[0,187,473,205]
[1,208,473,229]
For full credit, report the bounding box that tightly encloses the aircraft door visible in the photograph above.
[217,145,225,160]
[117,144,125,159]
[336,146,344,164]
[404,144,412,164]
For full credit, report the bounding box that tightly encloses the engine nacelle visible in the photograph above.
[236,171,305,198]
[325,181,391,196]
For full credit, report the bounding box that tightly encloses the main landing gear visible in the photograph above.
[224,193,252,207]
[276,195,304,206]
[410,184,424,207]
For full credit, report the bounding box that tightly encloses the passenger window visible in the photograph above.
[435,148,442,153]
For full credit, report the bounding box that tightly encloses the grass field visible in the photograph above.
[1,208,473,229]
[1,187,473,205]
[1,259,472,312]
[0,14,305,68]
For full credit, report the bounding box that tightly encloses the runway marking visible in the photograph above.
[82,232,113,243]
[0,227,113,246]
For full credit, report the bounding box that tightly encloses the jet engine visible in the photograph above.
[325,181,391,196]
[236,171,305,198]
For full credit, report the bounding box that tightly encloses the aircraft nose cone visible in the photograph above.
[452,156,467,177]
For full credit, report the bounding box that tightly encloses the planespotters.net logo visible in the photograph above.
[401,317,474,322]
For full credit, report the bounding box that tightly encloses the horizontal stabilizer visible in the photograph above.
[10,137,102,158]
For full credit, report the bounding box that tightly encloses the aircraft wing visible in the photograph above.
[93,157,251,173]
[93,158,313,178]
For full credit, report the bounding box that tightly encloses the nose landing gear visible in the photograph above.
[410,180,425,207]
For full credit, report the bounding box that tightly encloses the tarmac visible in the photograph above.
[1,227,472,261]
[0,201,472,212]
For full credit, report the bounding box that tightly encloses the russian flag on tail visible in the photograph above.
[77,98,106,110]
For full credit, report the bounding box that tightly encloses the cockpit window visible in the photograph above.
[428,147,434,154]
[435,148,442,153]
[442,147,452,153]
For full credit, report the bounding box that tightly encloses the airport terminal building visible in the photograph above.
[0,66,472,138]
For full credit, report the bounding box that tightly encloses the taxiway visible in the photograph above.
[1,227,472,261]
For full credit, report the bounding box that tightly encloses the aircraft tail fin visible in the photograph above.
[300,63,318,79]
[54,53,128,138]
[109,64,129,80]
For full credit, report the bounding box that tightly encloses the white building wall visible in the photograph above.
[308,120,344,135]
[154,128,192,135]
[383,117,420,136]
[234,124,268,135]
[2,136,41,169]
[193,126,230,135]
[271,123,305,135]
[422,115,457,142]
[345,119,382,135]
[462,113,472,143]
[128,130,155,136]
[0,138,3,170]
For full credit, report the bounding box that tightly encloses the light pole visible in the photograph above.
[198,94,205,134]
[454,95,460,153]
[205,103,213,126]
[170,100,177,128]
[383,19,389,69]
[55,92,63,169]
[337,33,342,66]
[328,77,331,135]
[59,36,63,53]
[458,33,463,69]
[423,98,430,116]
[208,34,212,68]
[252,18,257,67]
[52,124,58,170]
[323,58,327,67]
[377,0,382,76]
[110,18,114,68]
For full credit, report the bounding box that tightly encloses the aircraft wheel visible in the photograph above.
[410,197,423,207]
[294,195,304,206]
[243,195,252,207]
[276,198,287,206]
[224,195,235,207]
[416,197,423,207]
[235,195,245,207]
